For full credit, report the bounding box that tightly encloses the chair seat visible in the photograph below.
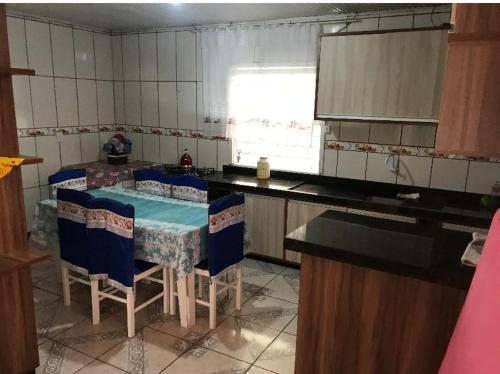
[134,260,157,274]
[195,259,208,270]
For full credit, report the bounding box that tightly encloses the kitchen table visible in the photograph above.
[30,186,209,328]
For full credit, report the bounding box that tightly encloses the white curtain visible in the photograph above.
[201,23,322,173]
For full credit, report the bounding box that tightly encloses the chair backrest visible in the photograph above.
[87,197,135,290]
[49,169,87,199]
[171,175,208,203]
[57,188,93,273]
[207,194,245,278]
[133,169,172,197]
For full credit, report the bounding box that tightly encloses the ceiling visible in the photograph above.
[6,3,420,32]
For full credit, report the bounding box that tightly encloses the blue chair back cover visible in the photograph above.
[87,198,135,290]
[49,169,87,199]
[133,169,172,197]
[172,175,208,203]
[57,188,93,273]
[207,194,245,278]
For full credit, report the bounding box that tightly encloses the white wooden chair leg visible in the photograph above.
[163,267,169,314]
[61,265,71,306]
[198,273,203,298]
[126,288,135,338]
[169,269,176,315]
[90,279,100,324]
[133,282,137,298]
[209,280,217,329]
[235,266,242,311]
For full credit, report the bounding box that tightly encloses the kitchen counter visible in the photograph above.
[206,165,497,228]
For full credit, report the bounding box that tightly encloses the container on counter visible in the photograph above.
[257,157,270,180]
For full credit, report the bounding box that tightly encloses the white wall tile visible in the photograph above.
[466,161,500,195]
[30,76,57,127]
[36,135,61,184]
[139,33,157,81]
[397,155,432,187]
[81,132,100,163]
[74,29,95,79]
[369,123,401,145]
[40,185,49,200]
[124,82,141,125]
[401,125,436,147]
[96,80,115,124]
[94,33,113,80]
[24,187,41,231]
[127,132,143,161]
[7,17,28,69]
[336,150,367,180]
[339,122,370,142]
[196,32,202,81]
[113,81,125,124]
[143,134,160,162]
[379,15,413,30]
[12,76,33,129]
[54,78,78,127]
[198,138,217,168]
[25,20,53,76]
[160,135,178,164]
[178,137,197,167]
[176,31,196,81]
[196,82,203,129]
[77,79,98,126]
[122,34,140,80]
[60,134,82,166]
[177,82,196,130]
[324,121,341,141]
[159,82,177,128]
[18,137,39,188]
[157,32,176,81]
[323,149,337,176]
[50,24,75,77]
[141,82,159,126]
[346,17,379,32]
[366,153,398,183]
[217,140,232,170]
[112,35,123,80]
[430,158,469,192]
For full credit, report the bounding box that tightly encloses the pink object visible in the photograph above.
[440,210,500,374]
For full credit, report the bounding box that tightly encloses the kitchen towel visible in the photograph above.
[440,209,500,374]
[461,232,487,267]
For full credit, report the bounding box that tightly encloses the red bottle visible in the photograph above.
[180,148,193,168]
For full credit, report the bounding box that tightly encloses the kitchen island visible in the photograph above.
[284,210,473,374]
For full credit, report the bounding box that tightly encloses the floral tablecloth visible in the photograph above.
[63,160,160,188]
[30,187,209,279]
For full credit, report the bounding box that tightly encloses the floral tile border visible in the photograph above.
[17,125,118,138]
[126,125,229,140]
[325,141,500,163]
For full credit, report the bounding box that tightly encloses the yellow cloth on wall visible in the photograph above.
[0,157,24,180]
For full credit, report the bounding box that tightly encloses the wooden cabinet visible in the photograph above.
[245,194,286,259]
[435,4,500,158]
[316,28,448,123]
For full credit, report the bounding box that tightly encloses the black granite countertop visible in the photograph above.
[204,165,498,228]
[284,210,474,289]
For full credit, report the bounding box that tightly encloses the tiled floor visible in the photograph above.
[31,258,299,374]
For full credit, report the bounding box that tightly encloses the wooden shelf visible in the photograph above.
[19,155,43,165]
[0,67,35,76]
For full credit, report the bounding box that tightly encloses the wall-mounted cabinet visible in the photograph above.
[315,28,448,123]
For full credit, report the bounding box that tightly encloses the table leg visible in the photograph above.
[177,272,196,328]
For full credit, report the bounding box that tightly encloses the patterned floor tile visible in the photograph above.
[53,316,128,358]
[76,360,128,374]
[34,273,92,305]
[233,295,297,331]
[99,327,190,374]
[246,366,276,374]
[31,258,58,283]
[254,333,296,374]
[200,316,280,364]
[160,345,250,374]
[283,315,297,336]
[242,259,286,275]
[241,267,277,288]
[36,340,93,374]
[263,273,299,304]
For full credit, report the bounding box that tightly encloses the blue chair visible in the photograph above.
[56,188,93,306]
[49,169,87,199]
[171,175,208,203]
[86,198,169,337]
[133,169,172,197]
[195,194,245,328]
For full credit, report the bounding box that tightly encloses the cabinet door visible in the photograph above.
[316,29,448,122]
[245,194,285,259]
[285,201,347,263]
